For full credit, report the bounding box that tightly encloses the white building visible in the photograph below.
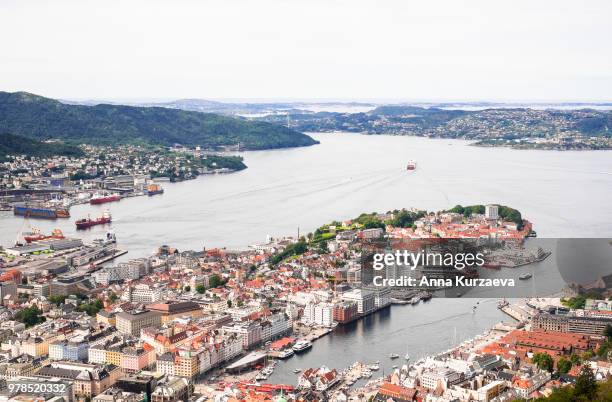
[485,204,499,220]
[129,284,162,303]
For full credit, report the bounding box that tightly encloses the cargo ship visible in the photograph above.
[13,203,70,219]
[23,228,65,243]
[406,161,417,170]
[90,193,121,205]
[76,210,112,230]
[146,183,164,196]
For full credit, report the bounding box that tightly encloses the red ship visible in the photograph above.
[23,228,65,243]
[406,161,417,171]
[90,193,121,205]
[76,210,112,229]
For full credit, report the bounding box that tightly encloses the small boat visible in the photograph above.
[404,354,410,360]
[519,273,533,280]
[368,363,380,371]
[406,161,417,171]
[389,353,399,359]
[293,368,301,374]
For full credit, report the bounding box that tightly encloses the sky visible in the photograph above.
[1,0,611,102]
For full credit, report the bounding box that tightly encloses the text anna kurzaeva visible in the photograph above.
[371,250,516,288]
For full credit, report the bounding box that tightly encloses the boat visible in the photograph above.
[76,210,112,230]
[293,368,301,374]
[278,349,295,359]
[389,353,399,359]
[410,297,420,305]
[404,354,410,360]
[368,363,380,371]
[292,340,313,353]
[482,262,501,270]
[406,161,417,171]
[361,369,372,379]
[519,273,533,280]
[23,228,65,243]
[147,183,164,196]
[90,193,121,205]
[13,203,70,219]
[255,372,268,381]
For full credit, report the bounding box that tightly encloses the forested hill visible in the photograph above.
[0,133,84,162]
[0,92,318,150]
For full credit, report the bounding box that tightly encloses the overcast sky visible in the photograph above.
[1,0,611,102]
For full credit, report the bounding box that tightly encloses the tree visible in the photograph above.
[569,354,581,365]
[109,292,118,302]
[209,274,226,288]
[195,284,206,294]
[532,352,554,372]
[48,295,67,306]
[574,365,598,400]
[183,285,191,292]
[15,306,46,327]
[605,324,612,342]
[556,358,572,374]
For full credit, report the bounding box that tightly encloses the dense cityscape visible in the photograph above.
[0,160,611,401]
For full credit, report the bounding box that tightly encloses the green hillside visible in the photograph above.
[0,133,85,162]
[0,92,318,150]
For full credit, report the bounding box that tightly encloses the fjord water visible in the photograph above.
[1,133,611,383]
[2,132,610,253]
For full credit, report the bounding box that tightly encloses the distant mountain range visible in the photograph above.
[0,92,318,150]
[0,133,84,162]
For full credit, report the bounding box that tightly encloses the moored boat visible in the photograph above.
[13,203,70,219]
[90,193,121,205]
[146,183,164,196]
[292,340,313,353]
[23,228,65,243]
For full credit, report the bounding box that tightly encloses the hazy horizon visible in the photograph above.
[2,0,611,101]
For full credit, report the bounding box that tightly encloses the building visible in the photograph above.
[146,301,203,323]
[129,285,162,303]
[49,341,89,362]
[222,321,263,350]
[513,371,551,399]
[532,312,612,335]
[585,299,612,311]
[341,289,375,315]
[116,310,162,336]
[115,373,157,402]
[485,204,499,220]
[420,367,463,391]
[0,282,18,305]
[92,388,146,402]
[36,361,121,398]
[150,377,189,402]
[333,301,359,324]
